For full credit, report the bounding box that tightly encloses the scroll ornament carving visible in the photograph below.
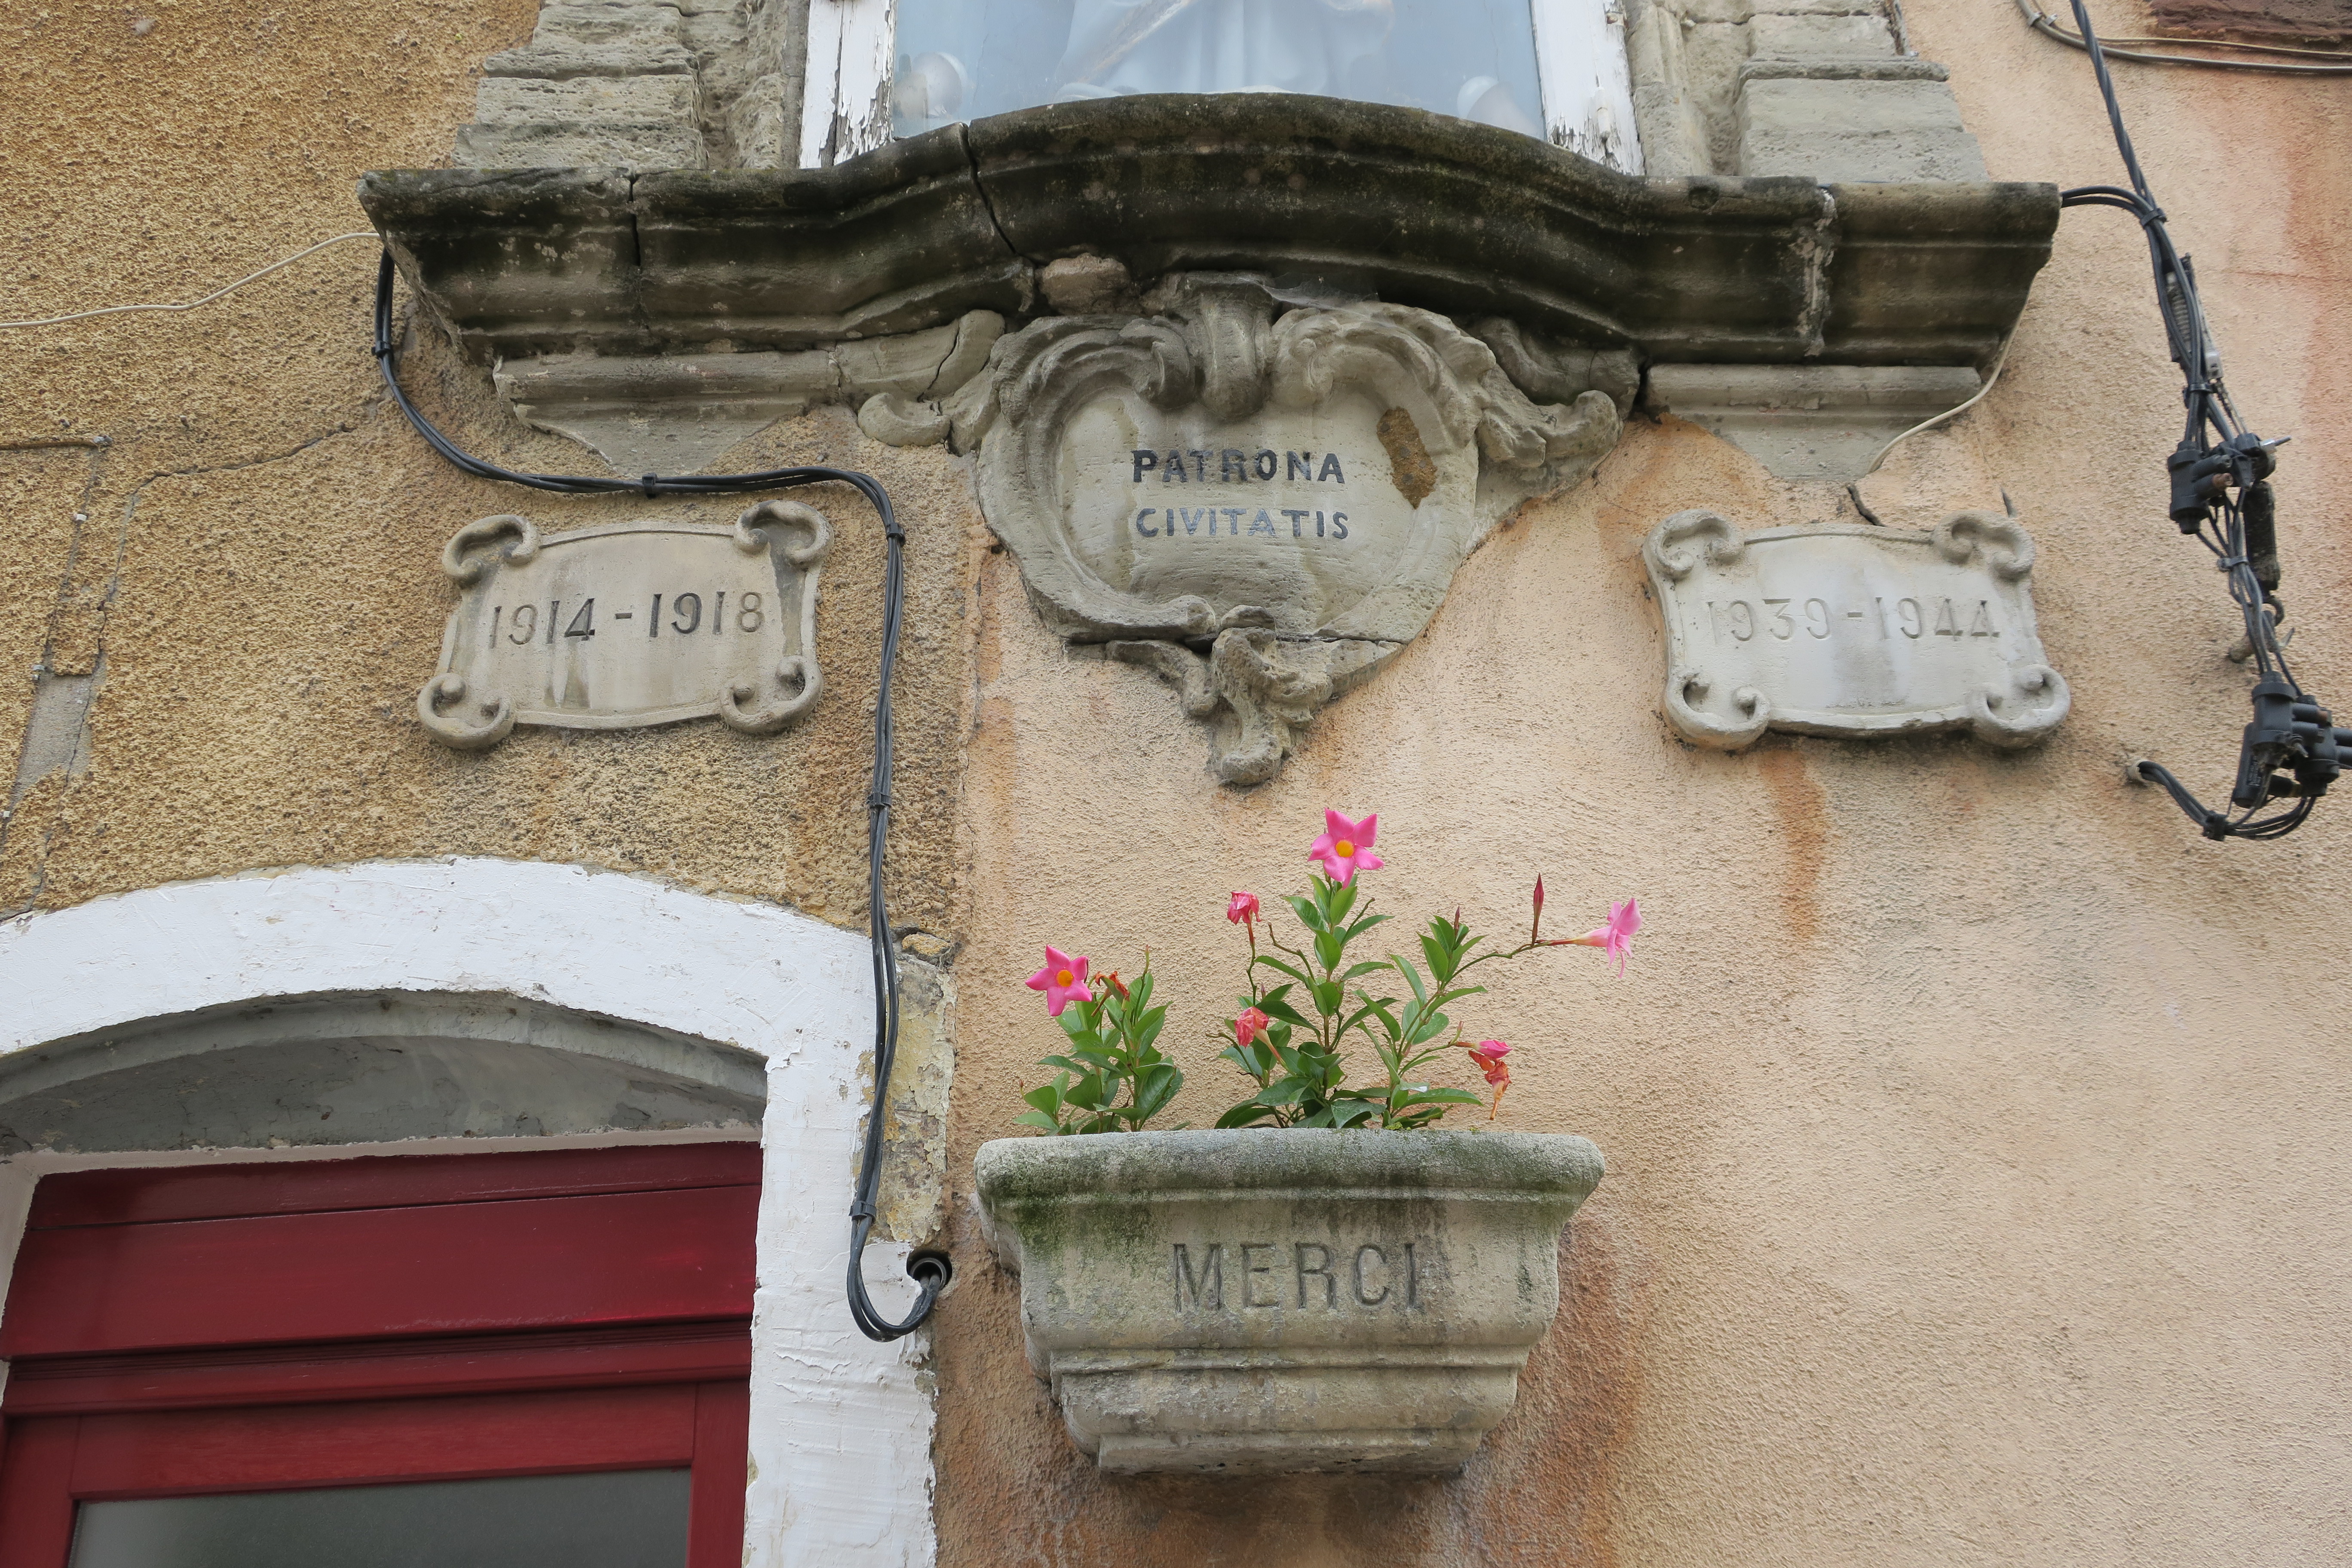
[865,276,1623,784]
[418,501,829,750]
[1641,508,2069,750]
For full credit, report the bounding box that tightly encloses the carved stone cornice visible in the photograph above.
[360,94,2056,371]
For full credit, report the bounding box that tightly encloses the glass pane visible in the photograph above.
[70,1468,690,1568]
[892,0,1546,141]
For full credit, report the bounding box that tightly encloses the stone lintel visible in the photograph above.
[1650,363,1983,480]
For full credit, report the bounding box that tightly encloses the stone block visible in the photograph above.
[1648,362,1982,479]
[1738,76,1988,181]
[976,1129,1605,1473]
[1751,0,1898,13]
[480,39,698,79]
[458,74,707,170]
[1749,10,1898,54]
[470,73,700,130]
[454,120,709,172]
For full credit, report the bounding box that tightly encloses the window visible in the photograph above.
[805,0,1640,171]
[0,1147,758,1568]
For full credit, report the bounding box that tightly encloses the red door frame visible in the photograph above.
[0,1146,760,1568]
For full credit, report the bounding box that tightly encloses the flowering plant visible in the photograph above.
[1016,810,1638,1134]
[1014,950,1185,1135]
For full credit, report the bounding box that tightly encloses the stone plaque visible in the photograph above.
[417,503,827,750]
[1642,509,2069,750]
[965,277,1623,784]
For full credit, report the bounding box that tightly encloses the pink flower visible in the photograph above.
[1307,809,1385,885]
[1460,1039,1513,1119]
[1235,1007,1272,1048]
[1531,875,1546,941]
[1463,1039,1512,1084]
[1025,945,1092,1017]
[1565,898,1642,974]
[1226,891,1260,925]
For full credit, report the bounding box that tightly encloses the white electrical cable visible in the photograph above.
[0,231,380,331]
[1859,335,2014,478]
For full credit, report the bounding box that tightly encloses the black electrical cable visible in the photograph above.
[2055,1,2346,844]
[373,251,950,1338]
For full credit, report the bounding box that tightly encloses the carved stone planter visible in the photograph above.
[974,1128,1603,1474]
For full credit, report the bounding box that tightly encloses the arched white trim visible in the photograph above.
[0,858,934,1568]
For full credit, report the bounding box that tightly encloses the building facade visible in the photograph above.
[1,0,2347,1562]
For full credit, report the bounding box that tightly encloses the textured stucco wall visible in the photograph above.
[3,1,2349,1565]
[928,0,2352,1560]
[0,2,980,942]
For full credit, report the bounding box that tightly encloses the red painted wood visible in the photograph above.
[64,1385,698,1499]
[1,1185,759,1358]
[28,1144,761,1230]
[0,1152,759,1568]
[0,1418,77,1568]
[2,1321,752,1417]
[687,1381,752,1567]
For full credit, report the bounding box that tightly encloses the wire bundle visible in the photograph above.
[374,252,950,1338]
[2055,0,2340,842]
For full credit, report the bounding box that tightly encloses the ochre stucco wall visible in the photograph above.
[931,0,2352,1559]
[0,3,978,939]
[3,1,2348,1565]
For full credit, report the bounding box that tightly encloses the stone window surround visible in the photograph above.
[456,0,1987,186]
[0,858,940,1568]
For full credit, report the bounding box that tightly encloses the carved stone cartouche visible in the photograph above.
[419,502,829,751]
[1641,508,2070,750]
[912,276,1623,784]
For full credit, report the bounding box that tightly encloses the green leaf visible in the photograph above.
[1287,894,1327,932]
[1395,1087,1483,1108]
[1217,1102,1280,1129]
[1256,1077,1311,1107]
[1251,954,1314,986]
[1014,1109,1064,1132]
[1258,990,1314,1028]
[1021,1083,1065,1115]
[1314,930,1344,972]
[1064,1076,1109,1110]
[1393,960,1429,1007]
[1342,913,1391,943]
[1351,994,1403,1040]
[1132,1062,1182,1121]
[1419,931,1451,984]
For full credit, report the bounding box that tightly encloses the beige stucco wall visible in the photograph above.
[0,4,978,940]
[3,2,2347,1565]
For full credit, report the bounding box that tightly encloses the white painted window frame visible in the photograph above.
[0,859,937,1568]
[799,0,1643,174]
